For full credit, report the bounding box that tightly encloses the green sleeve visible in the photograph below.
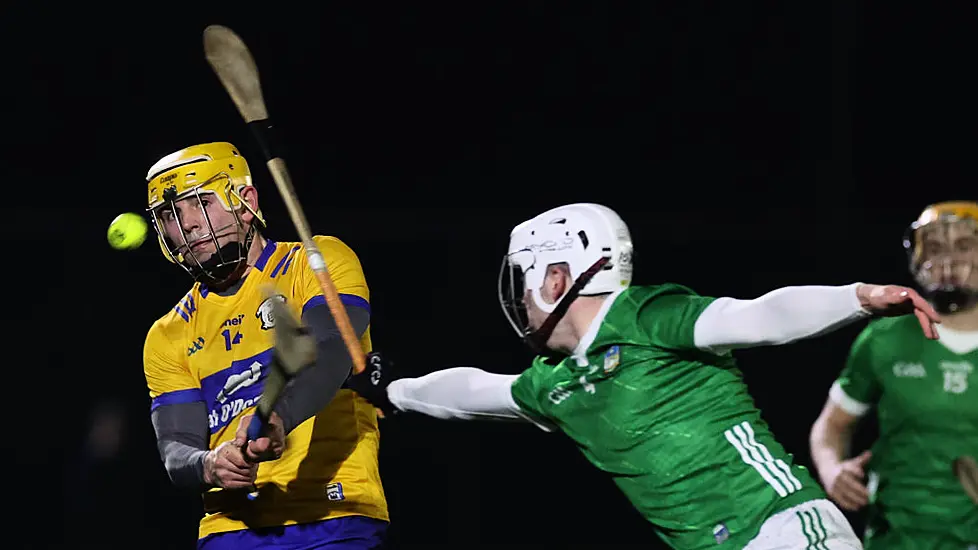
[635,286,719,351]
[510,356,557,427]
[832,323,881,414]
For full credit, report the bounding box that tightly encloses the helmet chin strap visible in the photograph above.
[190,225,257,289]
[525,256,610,353]
[927,286,978,315]
[193,242,248,286]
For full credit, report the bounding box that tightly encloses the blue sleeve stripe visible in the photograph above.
[302,293,371,316]
[150,388,204,411]
[341,294,371,313]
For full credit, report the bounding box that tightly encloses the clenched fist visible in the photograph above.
[203,440,258,489]
[235,412,286,463]
[345,351,399,418]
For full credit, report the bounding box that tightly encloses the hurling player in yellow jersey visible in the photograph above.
[142,142,388,549]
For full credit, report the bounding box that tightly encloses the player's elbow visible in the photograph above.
[701,327,792,352]
[810,400,855,448]
[694,298,799,351]
[734,331,793,348]
[808,413,830,450]
[743,302,808,347]
[162,456,187,487]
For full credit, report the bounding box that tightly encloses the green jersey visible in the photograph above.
[834,316,978,548]
[510,284,824,550]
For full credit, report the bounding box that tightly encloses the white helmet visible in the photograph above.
[499,203,634,342]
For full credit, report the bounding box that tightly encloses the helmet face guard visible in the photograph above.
[904,206,978,314]
[498,251,610,353]
[149,173,256,287]
[145,142,266,287]
[498,203,633,353]
[498,249,533,339]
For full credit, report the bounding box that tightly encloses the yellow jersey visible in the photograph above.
[143,235,388,540]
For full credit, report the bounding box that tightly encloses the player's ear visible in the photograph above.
[544,263,570,303]
[239,186,259,224]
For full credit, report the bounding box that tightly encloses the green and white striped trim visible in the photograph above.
[796,508,830,549]
[724,421,803,497]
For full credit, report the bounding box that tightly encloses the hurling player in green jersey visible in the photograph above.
[810,201,978,549]
[349,203,940,550]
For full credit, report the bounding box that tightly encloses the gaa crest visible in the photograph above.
[604,345,621,373]
[256,294,287,330]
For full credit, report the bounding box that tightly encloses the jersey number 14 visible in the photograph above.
[222,329,243,351]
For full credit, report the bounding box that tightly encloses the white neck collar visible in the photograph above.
[936,323,978,355]
[571,289,626,366]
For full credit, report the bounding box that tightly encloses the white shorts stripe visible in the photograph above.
[746,499,863,550]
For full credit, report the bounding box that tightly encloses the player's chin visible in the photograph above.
[187,250,216,266]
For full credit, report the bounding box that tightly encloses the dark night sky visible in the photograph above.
[2,3,977,548]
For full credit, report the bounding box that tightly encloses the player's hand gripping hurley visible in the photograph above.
[202,25,367,383]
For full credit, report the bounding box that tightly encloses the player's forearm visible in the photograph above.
[387,367,525,421]
[693,283,870,352]
[160,441,209,487]
[809,416,853,477]
[151,402,210,489]
[273,302,370,434]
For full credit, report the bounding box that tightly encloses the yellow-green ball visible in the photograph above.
[108,212,148,250]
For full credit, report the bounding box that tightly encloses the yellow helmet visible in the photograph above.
[913,200,978,227]
[146,142,266,283]
[903,200,978,313]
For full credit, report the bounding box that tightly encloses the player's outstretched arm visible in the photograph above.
[347,354,553,428]
[388,368,528,421]
[692,283,940,354]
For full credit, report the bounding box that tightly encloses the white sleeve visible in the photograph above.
[387,367,557,432]
[692,283,872,354]
[828,380,872,417]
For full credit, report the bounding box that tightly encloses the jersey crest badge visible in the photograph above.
[325,482,345,501]
[712,523,729,544]
[604,345,621,373]
[256,294,287,330]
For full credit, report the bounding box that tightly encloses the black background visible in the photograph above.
[2,3,975,548]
